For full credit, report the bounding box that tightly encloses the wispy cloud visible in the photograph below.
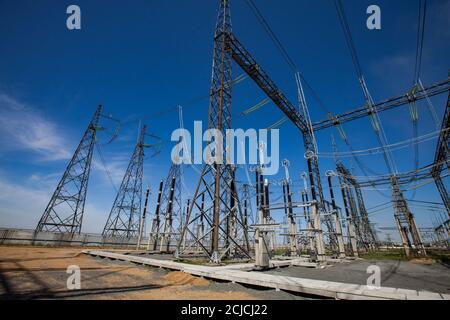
[92,156,127,188]
[0,93,71,161]
[0,175,109,233]
[0,177,51,229]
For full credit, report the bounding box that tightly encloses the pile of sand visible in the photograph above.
[163,271,210,286]
[410,258,436,265]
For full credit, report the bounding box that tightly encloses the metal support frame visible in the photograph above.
[160,175,177,251]
[177,0,250,263]
[179,0,340,262]
[337,172,359,256]
[282,160,298,256]
[432,91,450,215]
[148,180,163,250]
[326,172,346,258]
[103,125,146,238]
[36,105,102,235]
[336,162,377,250]
[313,77,450,131]
[391,175,426,257]
[232,33,339,255]
[137,187,150,249]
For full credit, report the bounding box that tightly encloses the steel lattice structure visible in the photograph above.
[102,125,146,238]
[178,0,341,262]
[432,91,450,215]
[313,77,450,131]
[336,162,377,250]
[391,176,426,256]
[177,0,250,263]
[35,106,102,234]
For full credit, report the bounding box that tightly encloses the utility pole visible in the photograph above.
[137,187,150,249]
[301,172,316,255]
[148,180,163,250]
[160,175,177,252]
[282,160,298,256]
[326,171,346,258]
[36,105,102,235]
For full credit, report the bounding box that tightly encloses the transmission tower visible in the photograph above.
[35,105,102,234]
[177,0,250,263]
[102,125,147,238]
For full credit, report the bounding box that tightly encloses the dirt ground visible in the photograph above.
[0,246,302,300]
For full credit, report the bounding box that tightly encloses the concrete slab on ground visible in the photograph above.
[83,250,450,300]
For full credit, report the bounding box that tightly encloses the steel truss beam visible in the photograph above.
[313,77,450,131]
[229,34,338,254]
[432,91,450,215]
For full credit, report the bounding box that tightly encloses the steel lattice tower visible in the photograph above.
[35,106,102,234]
[102,125,147,238]
[178,0,250,262]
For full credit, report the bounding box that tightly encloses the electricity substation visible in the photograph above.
[1,0,449,300]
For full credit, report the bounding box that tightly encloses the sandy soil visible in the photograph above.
[0,246,267,300]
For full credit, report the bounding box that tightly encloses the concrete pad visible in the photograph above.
[82,250,449,300]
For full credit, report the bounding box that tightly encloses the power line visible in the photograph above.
[319,128,446,158]
[95,144,118,193]
[334,0,397,176]
[243,0,331,116]
[414,0,427,85]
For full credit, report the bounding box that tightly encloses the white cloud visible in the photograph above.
[0,93,71,161]
[0,176,109,233]
[0,177,51,229]
[92,155,128,187]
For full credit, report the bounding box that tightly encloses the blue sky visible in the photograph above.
[0,0,449,241]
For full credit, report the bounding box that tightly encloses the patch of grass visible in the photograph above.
[272,248,290,256]
[426,249,450,266]
[359,249,409,261]
[175,258,210,265]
